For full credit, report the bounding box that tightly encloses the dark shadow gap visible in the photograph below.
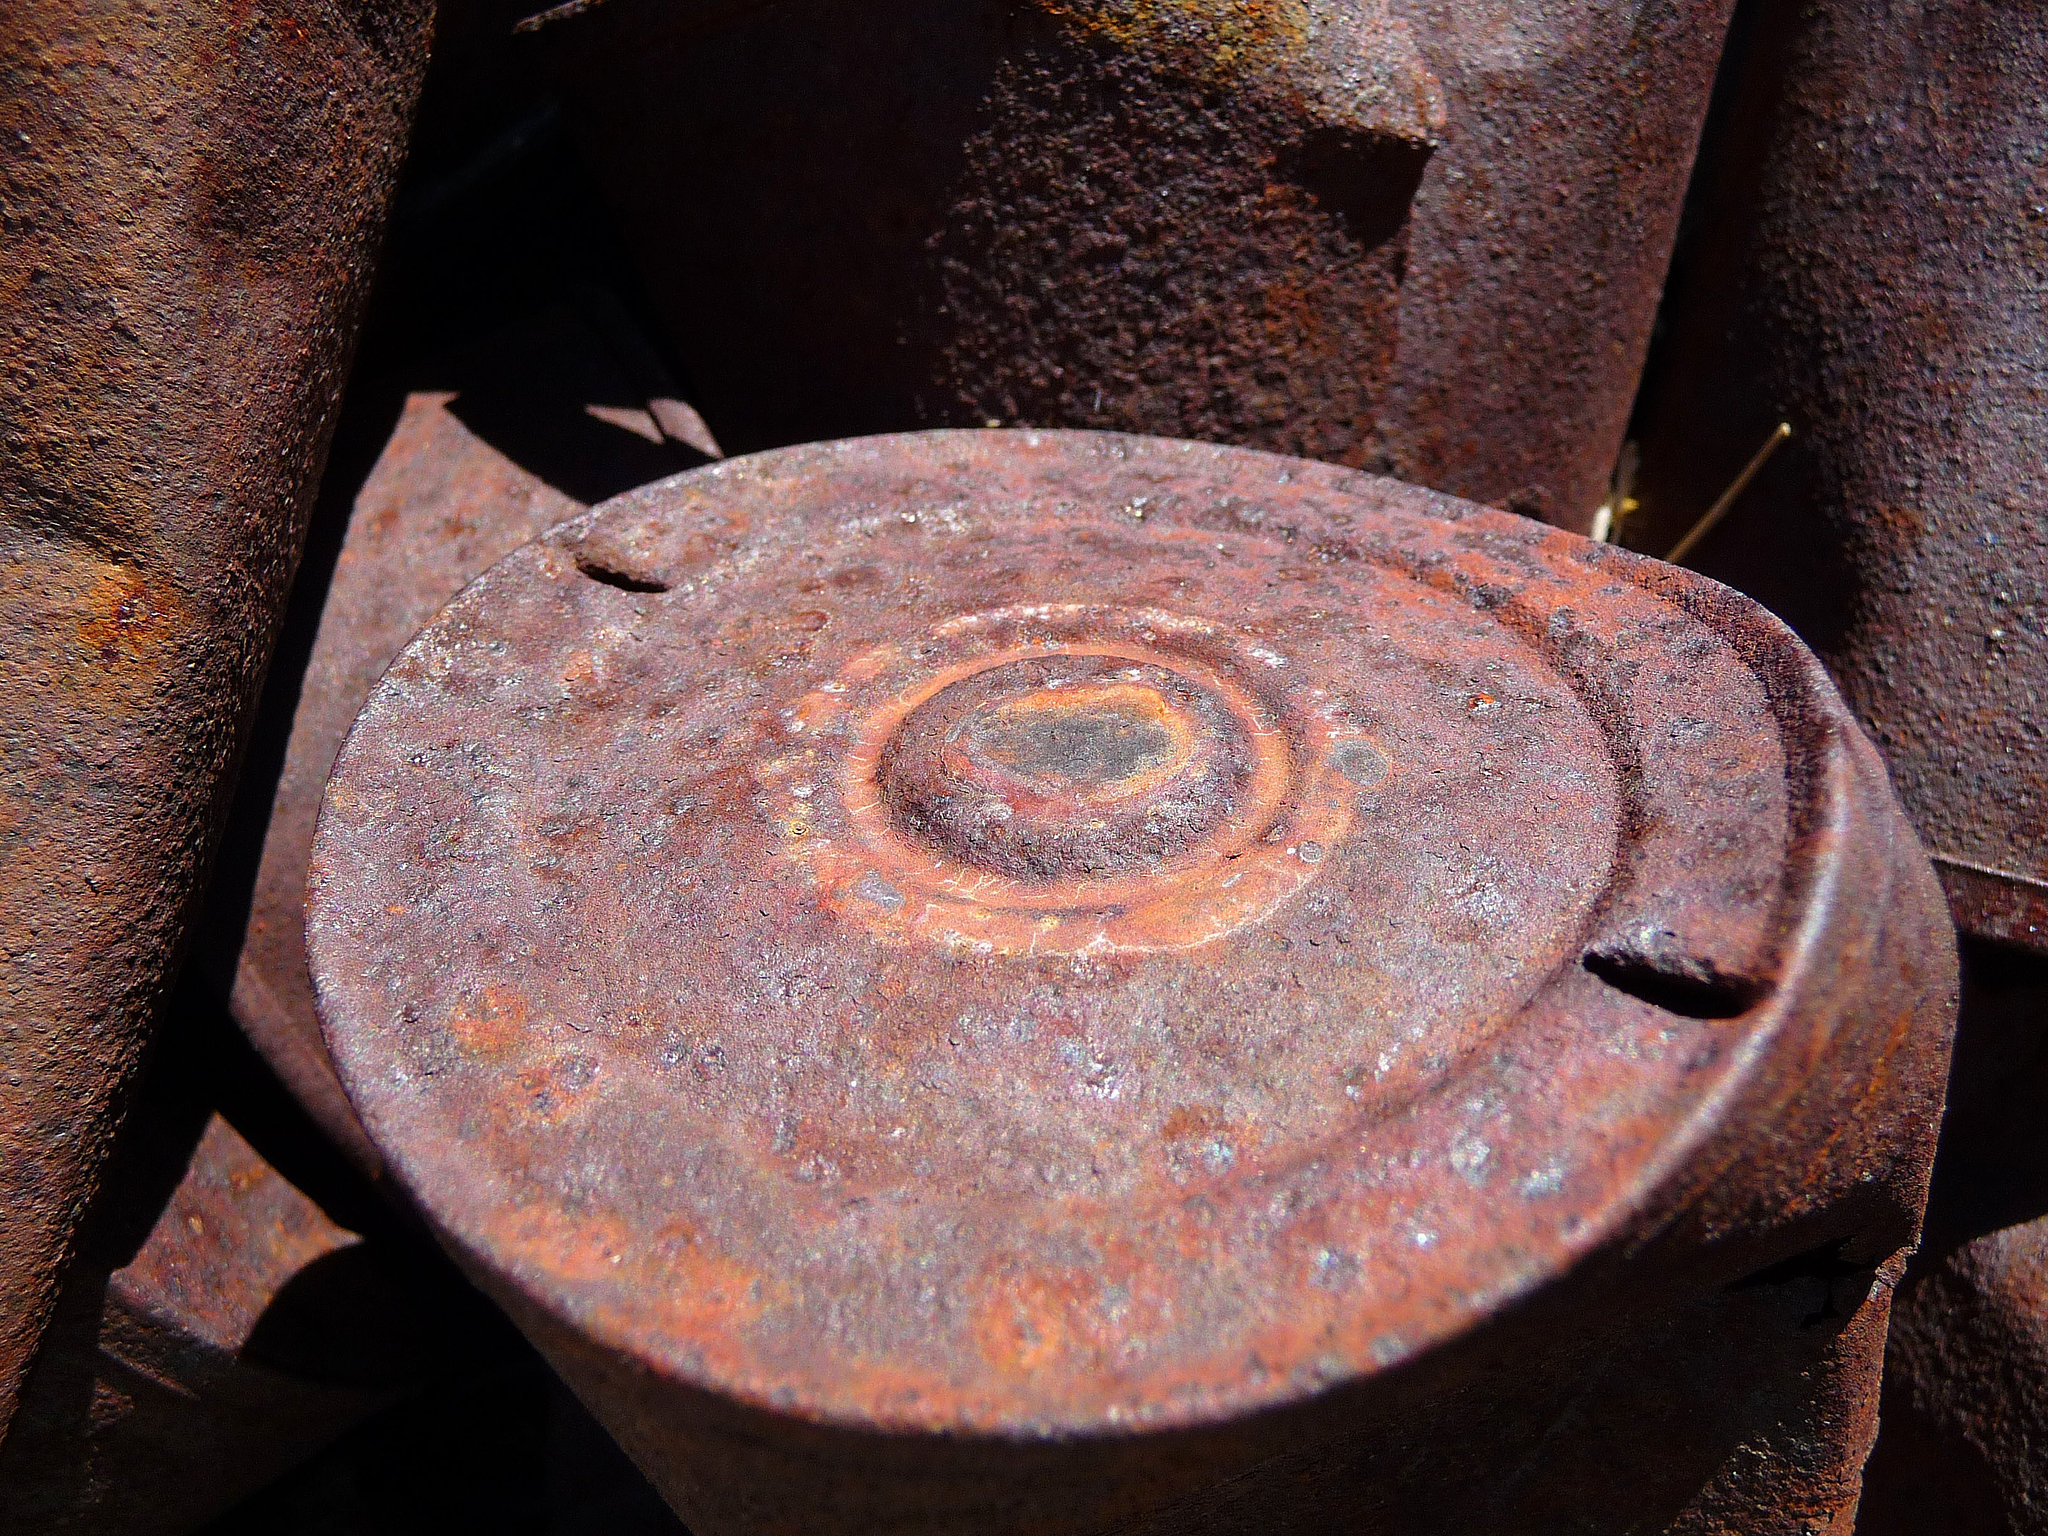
[1582,946,1760,1020]
[574,556,671,594]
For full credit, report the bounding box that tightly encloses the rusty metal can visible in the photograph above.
[0,0,432,1434]
[1627,13,2048,1509]
[1626,0,2048,953]
[536,0,1740,530]
[305,430,1953,1534]
[1866,1219,2048,1536]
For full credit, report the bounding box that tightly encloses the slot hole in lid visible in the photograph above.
[1582,942,1761,1020]
[575,556,670,594]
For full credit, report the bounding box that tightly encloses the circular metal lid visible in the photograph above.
[310,431,1803,1437]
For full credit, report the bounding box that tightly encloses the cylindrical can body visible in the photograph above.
[0,0,432,1434]
[1628,0,2048,951]
[543,0,1738,529]
[307,431,1956,1534]
[1858,941,2048,1533]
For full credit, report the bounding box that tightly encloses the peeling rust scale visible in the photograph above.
[308,432,1956,1534]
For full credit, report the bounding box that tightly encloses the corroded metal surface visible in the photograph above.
[198,303,714,1180]
[1629,0,2047,950]
[1865,1222,2048,1536]
[0,1109,408,1536]
[0,0,432,1434]
[220,387,580,1177]
[543,0,1737,528]
[0,1115,391,1536]
[1858,942,2048,1534]
[308,431,1954,1533]
[1624,6,2048,1519]
[0,984,517,1536]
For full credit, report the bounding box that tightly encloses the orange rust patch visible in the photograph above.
[73,565,176,669]
[1031,0,1312,78]
[447,985,529,1059]
[495,1202,639,1288]
[1160,1104,1225,1141]
[972,1265,1098,1375]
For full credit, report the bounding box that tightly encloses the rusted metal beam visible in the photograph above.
[306,430,1955,1534]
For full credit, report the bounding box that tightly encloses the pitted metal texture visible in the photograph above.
[308,430,1955,1534]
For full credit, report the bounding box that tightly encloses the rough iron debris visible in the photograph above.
[0,0,2037,1528]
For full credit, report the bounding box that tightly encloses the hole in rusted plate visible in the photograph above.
[1582,943,1760,1020]
[574,556,670,594]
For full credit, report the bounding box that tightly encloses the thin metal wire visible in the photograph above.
[1665,422,1791,566]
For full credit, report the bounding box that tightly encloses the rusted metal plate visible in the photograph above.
[0,1100,414,1536]
[0,983,523,1536]
[308,431,1955,1533]
[1932,859,2048,962]
[0,1115,390,1536]
[1627,0,2047,951]
[0,0,432,1435]
[540,0,1738,529]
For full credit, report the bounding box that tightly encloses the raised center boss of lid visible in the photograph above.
[790,605,1344,953]
[966,685,1178,793]
[878,656,1254,882]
